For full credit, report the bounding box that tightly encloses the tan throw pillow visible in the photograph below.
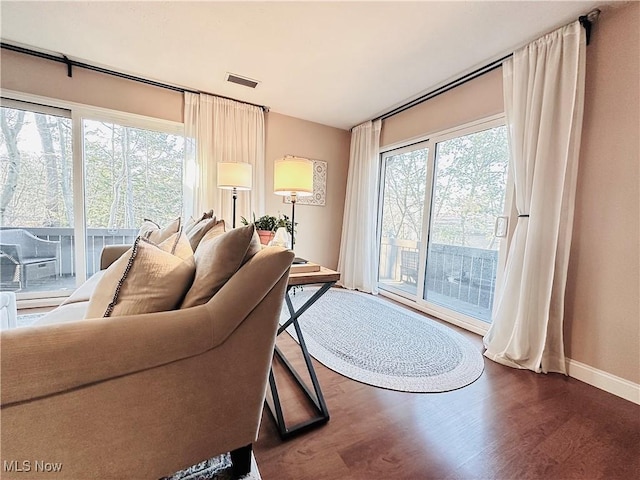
[243,227,263,263]
[181,224,261,308]
[86,233,195,318]
[169,231,195,261]
[139,217,181,244]
[186,217,222,251]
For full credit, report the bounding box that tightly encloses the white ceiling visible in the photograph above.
[1,1,610,130]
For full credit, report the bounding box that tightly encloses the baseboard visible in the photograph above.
[566,358,640,405]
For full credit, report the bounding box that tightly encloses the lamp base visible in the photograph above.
[293,257,308,264]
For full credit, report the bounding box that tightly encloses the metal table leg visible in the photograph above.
[265,282,335,439]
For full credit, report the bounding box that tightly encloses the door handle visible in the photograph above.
[494,216,509,238]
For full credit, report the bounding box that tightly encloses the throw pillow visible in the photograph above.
[85,232,195,318]
[181,224,261,308]
[184,209,215,235]
[138,218,160,238]
[185,217,221,251]
[139,217,181,244]
[169,230,196,261]
[183,216,197,235]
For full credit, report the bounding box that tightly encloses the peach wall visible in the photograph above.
[564,2,640,384]
[0,49,183,122]
[264,112,351,270]
[380,67,504,148]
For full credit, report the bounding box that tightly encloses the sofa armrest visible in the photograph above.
[205,246,294,346]
[1,246,294,406]
[100,244,131,270]
[0,308,211,406]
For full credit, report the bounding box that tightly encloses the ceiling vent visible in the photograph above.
[226,73,259,89]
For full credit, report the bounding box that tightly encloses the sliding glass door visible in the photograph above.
[423,124,509,323]
[0,101,76,295]
[377,142,428,297]
[377,117,510,328]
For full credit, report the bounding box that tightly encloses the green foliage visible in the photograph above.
[380,148,428,242]
[0,107,184,230]
[241,213,278,232]
[429,127,508,249]
[241,213,296,235]
[83,120,183,229]
[0,110,73,227]
[380,125,509,250]
[276,214,295,236]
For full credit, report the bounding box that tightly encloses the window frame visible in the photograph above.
[377,113,513,335]
[1,89,185,308]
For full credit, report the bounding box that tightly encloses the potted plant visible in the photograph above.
[241,214,278,245]
[241,213,296,245]
[275,214,295,236]
[271,214,296,248]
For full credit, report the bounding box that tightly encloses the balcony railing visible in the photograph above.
[1,226,137,292]
[2,228,498,321]
[379,237,499,322]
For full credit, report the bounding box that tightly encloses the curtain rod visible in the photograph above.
[366,8,600,128]
[373,53,512,124]
[0,42,270,112]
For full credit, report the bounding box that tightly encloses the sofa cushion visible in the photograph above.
[139,217,181,244]
[181,224,261,308]
[86,232,195,318]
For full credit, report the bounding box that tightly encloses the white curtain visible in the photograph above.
[337,120,382,294]
[483,21,586,374]
[184,93,265,222]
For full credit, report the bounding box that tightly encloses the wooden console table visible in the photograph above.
[265,266,340,439]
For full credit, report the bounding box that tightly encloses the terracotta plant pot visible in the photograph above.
[257,230,275,245]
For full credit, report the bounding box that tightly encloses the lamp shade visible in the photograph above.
[273,156,313,196]
[217,162,252,190]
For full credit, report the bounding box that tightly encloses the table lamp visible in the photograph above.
[273,155,313,259]
[217,162,252,228]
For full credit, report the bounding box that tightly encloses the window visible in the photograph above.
[83,119,184,276]
[0,96,185,301]
[377,116,510,329]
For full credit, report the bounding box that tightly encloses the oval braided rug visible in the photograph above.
[280,287,484,393]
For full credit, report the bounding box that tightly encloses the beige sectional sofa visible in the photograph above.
[0,222,294,479]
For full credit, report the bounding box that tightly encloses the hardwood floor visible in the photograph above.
[254,312,640,480]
